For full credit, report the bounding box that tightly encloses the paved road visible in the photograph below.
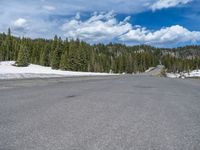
[0,76,200,150]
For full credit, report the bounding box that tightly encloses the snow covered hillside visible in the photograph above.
[0,61,114,79]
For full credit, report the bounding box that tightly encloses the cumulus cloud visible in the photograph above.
[13,18,27,27]
[61,11,132,43]
[120,25,200,45]
[150,0,193,10]
[61,12,200,46]
[13,18,29,34]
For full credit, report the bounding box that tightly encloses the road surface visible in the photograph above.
[143,65,165,76]
[0,76,200,150]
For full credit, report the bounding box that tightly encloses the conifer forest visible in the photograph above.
[1,29,200,73]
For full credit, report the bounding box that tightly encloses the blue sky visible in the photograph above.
[0,0,200,47]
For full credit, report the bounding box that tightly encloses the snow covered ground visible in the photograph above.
[0,61,114,80]
[167,70,200,79]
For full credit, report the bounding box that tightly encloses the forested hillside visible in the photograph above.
[0,29,200,73]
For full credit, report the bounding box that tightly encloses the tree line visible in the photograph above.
[0,29,200,73]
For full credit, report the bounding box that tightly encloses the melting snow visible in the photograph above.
[0,61,114,80]
[167,70,200,78]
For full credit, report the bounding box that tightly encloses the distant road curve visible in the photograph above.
[142,65,165,76]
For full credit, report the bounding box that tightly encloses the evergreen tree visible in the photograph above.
[0,42,4,61]
[40,45,50,66]
[51,45,60,69]
[60,50,68,70]
[5,28,12,60]
[50,35,58,64]
[16,44,28,67]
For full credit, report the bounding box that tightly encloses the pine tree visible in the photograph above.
[16,44,28,67]
[40,45,49,66]
[0,42,4,61]
[50,35,58,64]
[5,28,12,60]
[51,45,60,69]
[60,50,68,70]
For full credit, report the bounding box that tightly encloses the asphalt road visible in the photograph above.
[0,76,200,150]
[143,65,165,76]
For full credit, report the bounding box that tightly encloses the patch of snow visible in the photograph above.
[0,61,115,80]
[186,70,200,78]
[167,70,200,79]
[166,73,181,78]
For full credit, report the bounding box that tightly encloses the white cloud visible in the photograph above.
[120,25,200,45]
[150,0,193,10]
[61,11,132,43]
[13,18,27,27]
[61,12,200,46]
[12,18,29,34]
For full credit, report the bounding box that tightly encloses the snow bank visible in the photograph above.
[185,70,200,78]
[166,73,181,78]
[0,61,114,79]
[167,70,200,79]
